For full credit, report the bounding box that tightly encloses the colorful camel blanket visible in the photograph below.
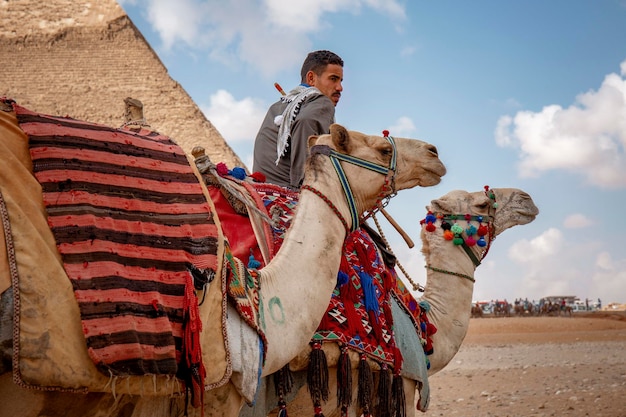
[314,228,402,366]
[4,103,230,395]
[213,173,431,369]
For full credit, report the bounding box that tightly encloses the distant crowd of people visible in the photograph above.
[471,297,602,318]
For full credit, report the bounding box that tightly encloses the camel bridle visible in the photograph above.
[422,187,498,282]
[304,133,397,233]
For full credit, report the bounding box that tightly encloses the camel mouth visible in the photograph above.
[417,164,447,186]
[518,210,539,225]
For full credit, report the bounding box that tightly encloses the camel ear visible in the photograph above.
[330,124,351,153]
[307,134,319,149]
[429,195,455,213]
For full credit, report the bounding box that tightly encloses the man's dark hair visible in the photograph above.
[300,50,344,83]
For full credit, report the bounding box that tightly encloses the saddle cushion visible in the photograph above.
[1,102,231,394]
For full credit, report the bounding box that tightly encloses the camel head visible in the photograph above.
[428,187,538,235]
[422,187,539,262]
[307,124,446,223]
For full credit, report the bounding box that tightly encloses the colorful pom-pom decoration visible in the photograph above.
[453,236,464,245]
[477,236,487,247]
[466,225,477,236]
[216,162,229,176]
[425,212,437,224]
[426,223,436,232]
[451,223,463,234]
[230,166,247,180]
[443,230,454,240]
[465,236,477,246]
[250,171,266,183]
[477,225,489,236]
[441,220,451,231]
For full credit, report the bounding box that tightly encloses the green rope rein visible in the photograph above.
[425,265,476,283]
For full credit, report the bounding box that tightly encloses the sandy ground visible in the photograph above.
[425,312,626,417]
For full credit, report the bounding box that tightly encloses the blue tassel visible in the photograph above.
[248,250,261,269]
[337,270,349,287]
[359,271,379,313]
[418,300,431,312]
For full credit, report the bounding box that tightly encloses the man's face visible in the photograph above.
[309,64,343,106]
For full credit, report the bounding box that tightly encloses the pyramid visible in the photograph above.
[1,0,244,168]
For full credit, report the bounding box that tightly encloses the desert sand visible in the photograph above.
[425,312,626,417]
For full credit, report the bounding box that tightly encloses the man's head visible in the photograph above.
[301,50,344,106]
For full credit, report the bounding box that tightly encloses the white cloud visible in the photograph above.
[595,251,614,270]
[137,0,406,77]
[592,252,626,303]
[144,0,202,49]
[495,60,626,189]
[508,228,563,263]
[388,116,416,137]
[563,213,593,229]
[200,90,267,143]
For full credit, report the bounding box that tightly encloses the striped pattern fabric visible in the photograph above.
[16,104,218,377]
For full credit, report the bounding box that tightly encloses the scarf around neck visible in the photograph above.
[274,85,324,165]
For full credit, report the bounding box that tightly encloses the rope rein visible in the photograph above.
[371,213,425,292]
[424,265,476,283]
[301,184,350,233]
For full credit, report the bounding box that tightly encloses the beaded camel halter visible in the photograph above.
[420,185,498,282]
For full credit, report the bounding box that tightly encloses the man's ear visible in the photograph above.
[330,124,351,153]
[305,70,316,86]
[307,135,319,148]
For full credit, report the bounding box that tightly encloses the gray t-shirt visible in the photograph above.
[252,94,335,189]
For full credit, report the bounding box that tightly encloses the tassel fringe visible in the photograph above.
[337,345,352,409]
[376,365,393,417]
[307,342,329,405]
[392,374,406,417]
[273,364,294,416]
[357,354,374,416]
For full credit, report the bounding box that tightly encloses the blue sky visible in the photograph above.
[120,0,626,306]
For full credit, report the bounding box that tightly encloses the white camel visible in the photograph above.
[0,102,446,417]
[255,187,538,417]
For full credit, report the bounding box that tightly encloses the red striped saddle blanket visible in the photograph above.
[17,104,218,384]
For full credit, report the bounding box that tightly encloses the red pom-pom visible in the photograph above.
[382,129,389,137]
[426,223,436,232]
[464,213,471,221]
[477,225,489,236]
[216,162,229,176]
[249,171,266,182]
[465,236,476,246]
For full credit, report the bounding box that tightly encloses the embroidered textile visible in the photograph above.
[314,228,401,367]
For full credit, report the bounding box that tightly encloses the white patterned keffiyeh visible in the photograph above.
[273,85,323,165]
